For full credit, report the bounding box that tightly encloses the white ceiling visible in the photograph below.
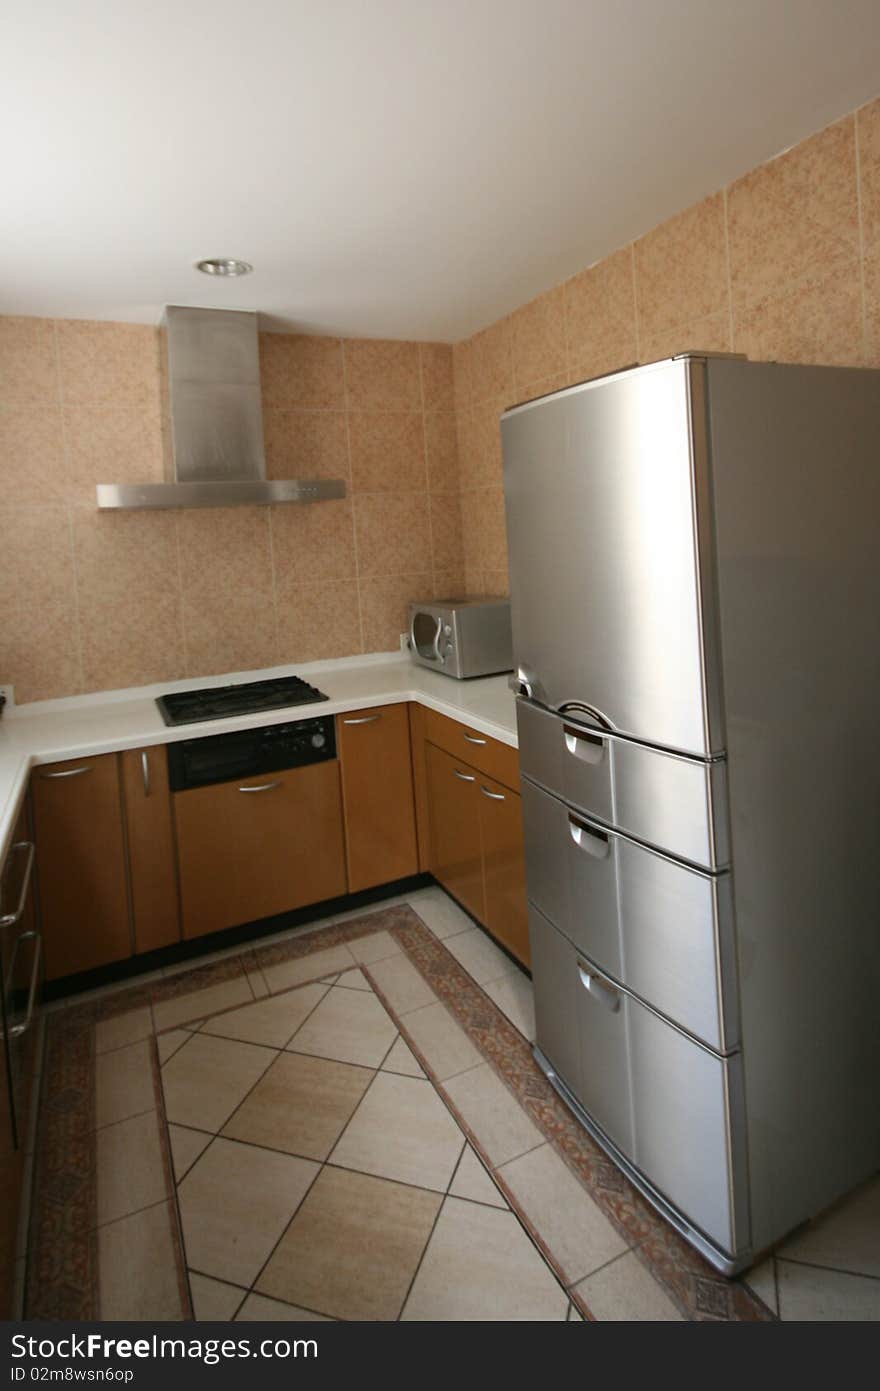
[3,1,880,342]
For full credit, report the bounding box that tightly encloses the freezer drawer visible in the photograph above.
[530,905,747,1256]
[522,778,739,1053]
[516,698,729,870]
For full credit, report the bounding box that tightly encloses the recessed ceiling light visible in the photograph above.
[195,258,253,277]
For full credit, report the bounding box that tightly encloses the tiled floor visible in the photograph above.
[28,885,880,1321]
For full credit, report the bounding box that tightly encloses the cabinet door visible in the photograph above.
[477,774,530,967]
[408,703,432,872]
[174,760,348,939]
[338,705,419,892]
[120,747,181,955]
[32,754,131,980]
[426,743,484,922]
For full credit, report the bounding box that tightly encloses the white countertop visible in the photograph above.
[0,653,518,865]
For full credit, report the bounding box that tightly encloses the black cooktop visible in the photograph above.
[156,674,329,726]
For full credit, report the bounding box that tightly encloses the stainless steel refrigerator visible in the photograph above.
[500,354,880,1275]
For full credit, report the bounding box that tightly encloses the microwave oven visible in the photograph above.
[408,598,514,679]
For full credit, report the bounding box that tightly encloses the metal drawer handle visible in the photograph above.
[39,765,92,779]
[1,932,41,1040]
[141,751,151,796]
[238,781,282,793]
[0,842,35,928]
[342,714,382,725]
[464,733,487,745]
[568,816,610,858]
[577,961,620,1013]
[564,725,605,766]
[452,769,476,782]
[479,785,506,801]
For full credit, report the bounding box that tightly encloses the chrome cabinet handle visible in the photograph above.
[141,751,151,797]
[1,933,42,1041]
[39,765,92,779]
[342,714,382,725]
[463,733,487,745]
[452,769,475,782]
[577,961,620,1013]
[238,781,282,794]
[568,815,610,858]
[0,841,35,928]
[479,785,506,801]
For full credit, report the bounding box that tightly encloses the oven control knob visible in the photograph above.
[311,731,326,749]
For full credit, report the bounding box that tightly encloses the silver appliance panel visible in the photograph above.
[408,598,513,680]
[522,778,739,1054]
[516,698,729,870]
[502,358,724,757]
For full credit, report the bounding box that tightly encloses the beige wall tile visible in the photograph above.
[564,247,638,383]
[271,498,356,584]
[639,309,732,364]
[353,493,431,576]
[0,604,82,702]
[182,590,278,677]
[0,406,66,502]
[348,412,427,491]
[419,342,455,412]
[425,411,459,492]
[460,503,483,573]
[452,338,474,410]
[478,487,509,572]
[432,568,467,598]
[509,286,566,398]
[727,117,859,309]
[343,339,421,411]
[482,568,510,597]
[469,318,515,405]
[857,97,880,251]
[863,240,880,366]
[259,333,345,410]
[57,320,160,409]
[429,493,464,572]
[177,506,273,601]
[635,193,729,338]
[732,264,863,366]
[359,573,433,652]
[0,506,75,609]
[0,316,59,403]
[275,579,362,662]
[262,409,349,480]
[64,406,162,502]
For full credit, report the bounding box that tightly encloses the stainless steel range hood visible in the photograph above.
[96,305,345,509]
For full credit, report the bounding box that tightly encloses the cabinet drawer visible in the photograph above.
[522,778,738,1053]
[422,707,519,791]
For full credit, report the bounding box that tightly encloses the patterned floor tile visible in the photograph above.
[222,1051,373,1161]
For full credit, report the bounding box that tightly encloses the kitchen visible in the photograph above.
[2,0,880,1331]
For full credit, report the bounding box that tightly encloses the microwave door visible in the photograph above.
[411,611,443,664]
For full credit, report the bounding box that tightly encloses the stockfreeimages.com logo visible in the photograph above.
[11,1334,317,1372]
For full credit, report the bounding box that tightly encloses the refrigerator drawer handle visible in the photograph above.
[479,784,506,801]
[452,768,476,782]
[0,841,36,928]
[577,961,621,1013]
[568,816,610,858]
[563,724,606,765]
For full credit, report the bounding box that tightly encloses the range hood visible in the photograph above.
[96,305,345,509]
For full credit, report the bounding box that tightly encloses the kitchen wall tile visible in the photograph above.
[0,506,75,609]
[863,241,880,366]
[857,97,880,251]
[452,338,474,411]
[638,309,732,365]
[63,406,163,503]
[177,507,273,601]
[348,412,427,492]
[258,333,345,410]
[0,603,82,703]
[271,498,356,585]
[0,316,58,403]
[56,321,160,409]
[727,117,859,309]
[0,406,66,503]
[463,565,486,597]
[419,343,456,412]
[469,318,515,405]
[460,503,483,575]
[482,568,510,597]
[508,286,566,398]
[262,409,350,480]
[513,370,571,403]
[182,590,278,678]
[429,493,464,573]
[458,399,504,490]
[635,193,729,339]
[353,493,431,576]
[432,568,467,598]
[564,247,637,384]
[732,264,863,366]
[343,339,421,412]
[477,487,509,572]
[358,573,433,652]
[275,580,362,662]
[424,411,459,493]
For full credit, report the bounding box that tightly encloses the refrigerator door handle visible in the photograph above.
[577,960,621,1013]
[568,815,611,858]
[508,665,537,699]
[558,700,614,731]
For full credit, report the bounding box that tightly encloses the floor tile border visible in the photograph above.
[27,903,774,1322]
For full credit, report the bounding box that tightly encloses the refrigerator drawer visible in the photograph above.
[530,905,747,1256]
[522,778,739,1053]
[516,699,729,870]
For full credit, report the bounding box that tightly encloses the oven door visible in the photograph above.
[1,821,41,1150]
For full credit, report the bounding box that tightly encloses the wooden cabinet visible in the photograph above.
[120,746,181,955]
[422,706,520,790]
[174,760,347,939]
[337,705,419,892]
[426,743,485,923]
[477,773,529,965]
[31,754,131,980]
[408,702,432,872]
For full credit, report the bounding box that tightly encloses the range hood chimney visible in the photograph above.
[96,305,345,509]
